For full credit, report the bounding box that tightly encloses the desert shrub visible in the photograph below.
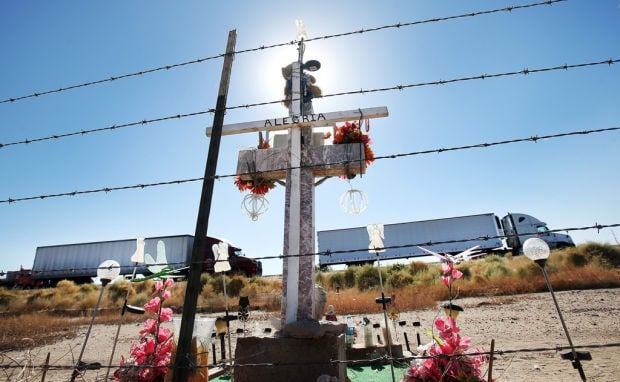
[129,292,151,308]
[26,289,55,304]
[387,271,414,289]
[106,281,131,304]
[227,276,247,297]
[315,270,326,286]
[239,282,260,299]
[56,279,79,294]
[76,293,100,309]
[51,295,77,310]
[344,267,358,288]
[132,279,155,295]
[248,276,267,287]
[200,273,214,286]
[201,283,215,299]
[79,283,98,293]
[326,271,344,290]
[516,262,538,279]
[355,265,386,291]
[563,250,589,267]
[0,288,16,306]
[482,261,512,279]
[237,278,281,310]
[413,268,439,286]
[407,261,429,275]
[209,275,247,297]
[580,242,620,267]
[264,277,282,291]
[387,263,406,275]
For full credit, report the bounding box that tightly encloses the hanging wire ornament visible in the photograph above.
[242,193,269,220]
[340,183,368,215]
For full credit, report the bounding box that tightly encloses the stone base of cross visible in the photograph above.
[208,105,387,328]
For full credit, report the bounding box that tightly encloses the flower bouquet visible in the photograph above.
[115,279,175,382]
[234,175,276,195]
[234,137,277,195]
[401,316,488,382]
[400,260,490,381]
[332,120,375,166]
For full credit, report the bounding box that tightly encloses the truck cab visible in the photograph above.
[202,236,262,277]
[501,213,575,255]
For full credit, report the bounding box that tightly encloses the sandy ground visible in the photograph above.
[2,288,619,382]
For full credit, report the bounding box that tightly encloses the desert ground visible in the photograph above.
[3,288,619,382]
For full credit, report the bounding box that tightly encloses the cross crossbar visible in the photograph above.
[206,106,388,137]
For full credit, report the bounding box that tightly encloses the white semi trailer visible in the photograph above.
[317,212,574,266]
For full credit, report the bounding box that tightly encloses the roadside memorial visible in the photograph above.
[208,22,388,381]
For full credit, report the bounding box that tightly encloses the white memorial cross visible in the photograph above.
[207,79,388,327]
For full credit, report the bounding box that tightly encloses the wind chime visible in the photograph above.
[338,117,372,215]
[238,296,250,335]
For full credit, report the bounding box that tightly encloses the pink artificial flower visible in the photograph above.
[144,297,161,313]
[440,262,463,286]
[441,262,452,274]
[441,275,452,286]
[162,289,172,300]
[153,280,164,295]
[159,307,173,322]
[164,278,174,288]
[143,338,156,355]
[157,327,171,343]
[129,343,147,364]
[452,268,463,280]
[140,319,158,336]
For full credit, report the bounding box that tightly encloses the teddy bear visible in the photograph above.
[282,62,322,115]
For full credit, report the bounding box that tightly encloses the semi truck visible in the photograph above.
[317,212,574,267]
[30,235,262,286]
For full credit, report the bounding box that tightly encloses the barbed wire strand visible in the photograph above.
[0,0,566,105]
[21,222,620,276]
[1,57,615,150]
[1,341,617,371]
[2,124,618,204]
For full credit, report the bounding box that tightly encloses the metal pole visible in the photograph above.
[104,264,139,381]
[376,253,396,382]
[222,273,232,375]
[172,29,236,382]
[70,281,107,382]
[540,265,587,381]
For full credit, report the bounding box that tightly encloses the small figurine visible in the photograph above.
[367,223,386,253]
[324,304,337,321]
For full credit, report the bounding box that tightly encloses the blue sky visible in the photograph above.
[1,0,619,276]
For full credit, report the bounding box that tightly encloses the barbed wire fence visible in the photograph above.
[1,0,619,380]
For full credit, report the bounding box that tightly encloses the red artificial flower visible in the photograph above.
[332,121,375,165]
[234,175,276,195]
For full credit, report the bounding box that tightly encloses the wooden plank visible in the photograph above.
[173,29,236,382]
[236,143,366,181]
[206,106,388,137]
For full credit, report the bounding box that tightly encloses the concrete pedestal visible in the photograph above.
[346,343,403,365]
[234,334,346,382]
